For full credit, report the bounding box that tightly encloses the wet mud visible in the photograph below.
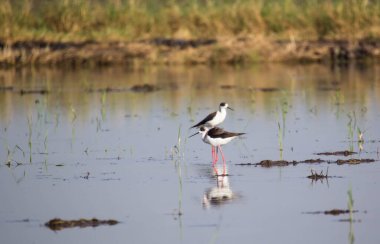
[236,157,376,167]
[19,89,49,95]
[315,150,357,156]
[45,218,119,231]
[304,209,359,216]
[1,38,380,66]
[236,158,325,167]
[335,158,376,165]
[255,87,282,92]
[307,169,330,180]
[86,87,129,93]
[130,84,160,93]
[148,38,217,49]
[0,86,13,91]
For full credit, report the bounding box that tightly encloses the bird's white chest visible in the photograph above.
[208,110,226,127]
[206,136,234,146]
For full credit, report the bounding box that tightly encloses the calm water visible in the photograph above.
[0,64,379,244]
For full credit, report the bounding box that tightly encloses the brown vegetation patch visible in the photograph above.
[45,218,119,231]
[256,87,281,92]
[304,209,358,215]
[237,160,293,167]
[148,38,217,49]
[316,150,357,156]
[220,85,236,89]
[335,158,376,165]
[236,158,325,167]
[19,89,49,95]
[0,86,13,91]
[130,84,159,93]
[318,87,341,92]
[86,87,128,93]
[1,38,380,66]
[307,169,329,180]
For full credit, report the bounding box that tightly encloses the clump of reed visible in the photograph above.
[1,0,380,42]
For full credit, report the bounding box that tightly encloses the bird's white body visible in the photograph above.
[189,108,244,176]
[205,108,227,128]
[191,102,232,129]
[203,134,236,147]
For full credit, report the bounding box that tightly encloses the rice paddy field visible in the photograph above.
[0,64,380,243]
[1,1,380,243]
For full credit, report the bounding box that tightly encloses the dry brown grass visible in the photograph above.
[1,0,380,42]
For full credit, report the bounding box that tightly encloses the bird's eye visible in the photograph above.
[220,102,226,106]
[200,127,205,131]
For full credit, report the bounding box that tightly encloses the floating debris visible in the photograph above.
[0,86,13,91]
[335,158,375,165]
[148,38,216,49]
[86,87,128,93]
[236,158,325,167]
[220,85,236,89]
[19,89,49,95]
[256,87,281,92]
[307,168,329,180]
[303,209,358,216]
[256,160,292,167]
[300,158,325,164]
[236,160,293,167]
[315,150,357,156]
[45,218,119,231]
[80,172,90,179]
[130,84,159,93]
[317,87,340,92]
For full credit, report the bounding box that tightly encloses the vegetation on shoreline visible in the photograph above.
[1,0,380,42]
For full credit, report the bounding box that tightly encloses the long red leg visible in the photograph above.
[211,146,214,162]
[212,165,219,175]
[211,146,219,175]
[218,145,226,175]
[215,146,219,163]
[212,146,216,166]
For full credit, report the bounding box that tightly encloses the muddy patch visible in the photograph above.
[236,160,292,167]
[303,209,358,216]
[255,87,281,92]
[148,38,217,49]
[19,89,49,95]
[317,87,341,92]
[86,87,128,93]
[307,169,330,181]
[236,157,376,167]
[334,158,376,165]
[0,86,13,92]
[220,85,236,89]
[316,150,357,156]
[1,38,380,66]
[236,158,325,167]
[130,84,160,93]
[45,218,119,231]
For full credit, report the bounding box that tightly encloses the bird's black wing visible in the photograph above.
[190,112,216,128]
[208,127,245,138]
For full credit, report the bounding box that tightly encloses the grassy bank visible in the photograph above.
[1,0,380,42]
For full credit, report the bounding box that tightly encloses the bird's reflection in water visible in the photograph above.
[203,166,234,208]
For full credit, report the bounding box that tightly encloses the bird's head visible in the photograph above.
[219,102,233,111]
[189,126,209,139]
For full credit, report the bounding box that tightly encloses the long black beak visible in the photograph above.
[228,107,234,111]
[189,131,199,138]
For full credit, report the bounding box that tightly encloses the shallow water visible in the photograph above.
[0,64,380,244]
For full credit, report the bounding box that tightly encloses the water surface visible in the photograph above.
[0,64,379,244]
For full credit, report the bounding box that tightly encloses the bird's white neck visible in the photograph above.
[201,132,209,143]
